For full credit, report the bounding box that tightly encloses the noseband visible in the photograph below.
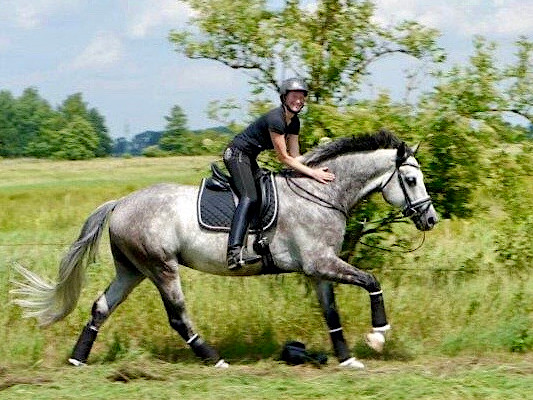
[381,162,433,218]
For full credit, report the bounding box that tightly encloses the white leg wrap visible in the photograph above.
[214,359,229,369]
[68,358,86,367]
[339,357,365,369]
[186,333,199,344]
[372,324,391,333]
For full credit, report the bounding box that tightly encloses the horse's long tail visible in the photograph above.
[11,200,118,327]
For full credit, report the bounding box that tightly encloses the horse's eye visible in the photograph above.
[405,176,417,186]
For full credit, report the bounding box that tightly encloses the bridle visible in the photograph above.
[380,161,433,219]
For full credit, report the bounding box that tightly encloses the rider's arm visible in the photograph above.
[286,134,301,158]
[270,131,334,184]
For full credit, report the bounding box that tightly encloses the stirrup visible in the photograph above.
[227,247,261,270]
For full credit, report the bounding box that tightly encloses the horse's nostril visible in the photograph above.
[428,216,436,226]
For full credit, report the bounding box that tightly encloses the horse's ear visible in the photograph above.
[396,142,407,167]
[411,142,420,155]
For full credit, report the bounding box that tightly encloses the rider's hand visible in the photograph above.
[312,167,335,184]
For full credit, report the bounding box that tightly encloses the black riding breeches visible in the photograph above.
[223,146,259,247]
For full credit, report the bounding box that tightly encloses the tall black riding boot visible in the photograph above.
[227,198,261,270]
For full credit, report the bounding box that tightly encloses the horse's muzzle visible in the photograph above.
[405,197,438,231]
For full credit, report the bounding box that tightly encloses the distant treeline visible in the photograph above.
[112,126,233,157]
[0,88,112,160]
[0,88,233,160]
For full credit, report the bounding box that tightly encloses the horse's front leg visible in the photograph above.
[304,253,391,357]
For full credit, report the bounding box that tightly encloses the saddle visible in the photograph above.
[197,163,279,270]
[197,163,278,234]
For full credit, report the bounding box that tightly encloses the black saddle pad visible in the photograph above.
[197,172,278,233]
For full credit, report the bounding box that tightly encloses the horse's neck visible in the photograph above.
[328,149,395,211]
[276,149,395,214]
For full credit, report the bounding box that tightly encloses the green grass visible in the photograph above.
[1,356,532,399]
[0,156,531,398]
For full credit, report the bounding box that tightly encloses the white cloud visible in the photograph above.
[479,3,533,35]
[126,0,195,38]
[4,0,83,29]
[67,32,123,71]
[372,0,533,37]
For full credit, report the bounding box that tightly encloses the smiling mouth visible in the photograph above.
[290,104,303,111]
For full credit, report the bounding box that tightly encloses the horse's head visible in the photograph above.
[381,142,438,231]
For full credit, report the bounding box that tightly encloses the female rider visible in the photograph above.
[223,77,335,270]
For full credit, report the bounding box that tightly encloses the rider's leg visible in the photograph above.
[223,147,261,269]
[227,196,261,269]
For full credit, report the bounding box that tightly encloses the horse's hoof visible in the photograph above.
[214,359,229,368]
[339,357,365,369]
[68,358,85,367]
[365,331,385,353]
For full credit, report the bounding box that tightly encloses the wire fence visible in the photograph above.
[0,241,515,274]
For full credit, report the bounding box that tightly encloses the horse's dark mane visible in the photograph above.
[303,129,403,166]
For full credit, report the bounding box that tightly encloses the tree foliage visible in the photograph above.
[154,105,229,156]
[159,105,190,153]
[430,36,533,126]
[0,88,112,159]
[170,0,444,102]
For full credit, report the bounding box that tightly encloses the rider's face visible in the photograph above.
[285,91,307,113]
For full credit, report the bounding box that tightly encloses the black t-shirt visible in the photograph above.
[230,106,300,157]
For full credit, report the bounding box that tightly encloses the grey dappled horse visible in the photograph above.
[12,130,438,369]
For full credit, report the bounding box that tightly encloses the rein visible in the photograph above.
[284,175,349,218]
[359,230,427,253]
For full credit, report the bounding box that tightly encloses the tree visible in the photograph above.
[59,93,89,122]
[170,0,443,107]
[58,93,112,157]
[415,37,533,217]
[88,108,113,157]
[50,116,100,160]
[0,90,17,157]
[0,88,111,159]
[11,88,56,157]
[429,36,533,127]
[159,105,190,153]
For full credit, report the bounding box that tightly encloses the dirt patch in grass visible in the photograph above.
[0,374,52,391]
[107,363,167,383]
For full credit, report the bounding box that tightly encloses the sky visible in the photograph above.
[1,0,531,138]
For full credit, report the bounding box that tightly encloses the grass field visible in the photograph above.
[0,156,531,399]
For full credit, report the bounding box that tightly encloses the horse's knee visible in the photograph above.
[91,295,110,327]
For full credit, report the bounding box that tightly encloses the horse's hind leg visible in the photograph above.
[154,268,227,368]
[69,245,145,366]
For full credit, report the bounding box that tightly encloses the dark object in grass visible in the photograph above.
[280,341,328,366]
